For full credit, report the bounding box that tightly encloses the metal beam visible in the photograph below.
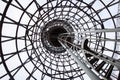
[59,40,101,80]
[60,28,120,36]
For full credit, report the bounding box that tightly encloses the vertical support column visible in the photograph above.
[116,1,120,71]
[59,40,101,80]
[116,2,120,54]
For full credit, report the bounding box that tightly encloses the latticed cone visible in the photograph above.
[0,0,120,80]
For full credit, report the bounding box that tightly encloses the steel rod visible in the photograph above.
[60,28,120,36]
[59,40,101,80]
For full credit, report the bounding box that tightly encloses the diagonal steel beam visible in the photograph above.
[59,40,101,80]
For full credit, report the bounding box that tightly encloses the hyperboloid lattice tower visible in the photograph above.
[0,0,120,80]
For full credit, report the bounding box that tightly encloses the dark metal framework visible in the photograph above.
[0,0,120,80]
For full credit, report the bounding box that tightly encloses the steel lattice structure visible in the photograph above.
[0,0,120,80]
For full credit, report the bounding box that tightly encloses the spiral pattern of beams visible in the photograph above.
[0,0,120,80]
